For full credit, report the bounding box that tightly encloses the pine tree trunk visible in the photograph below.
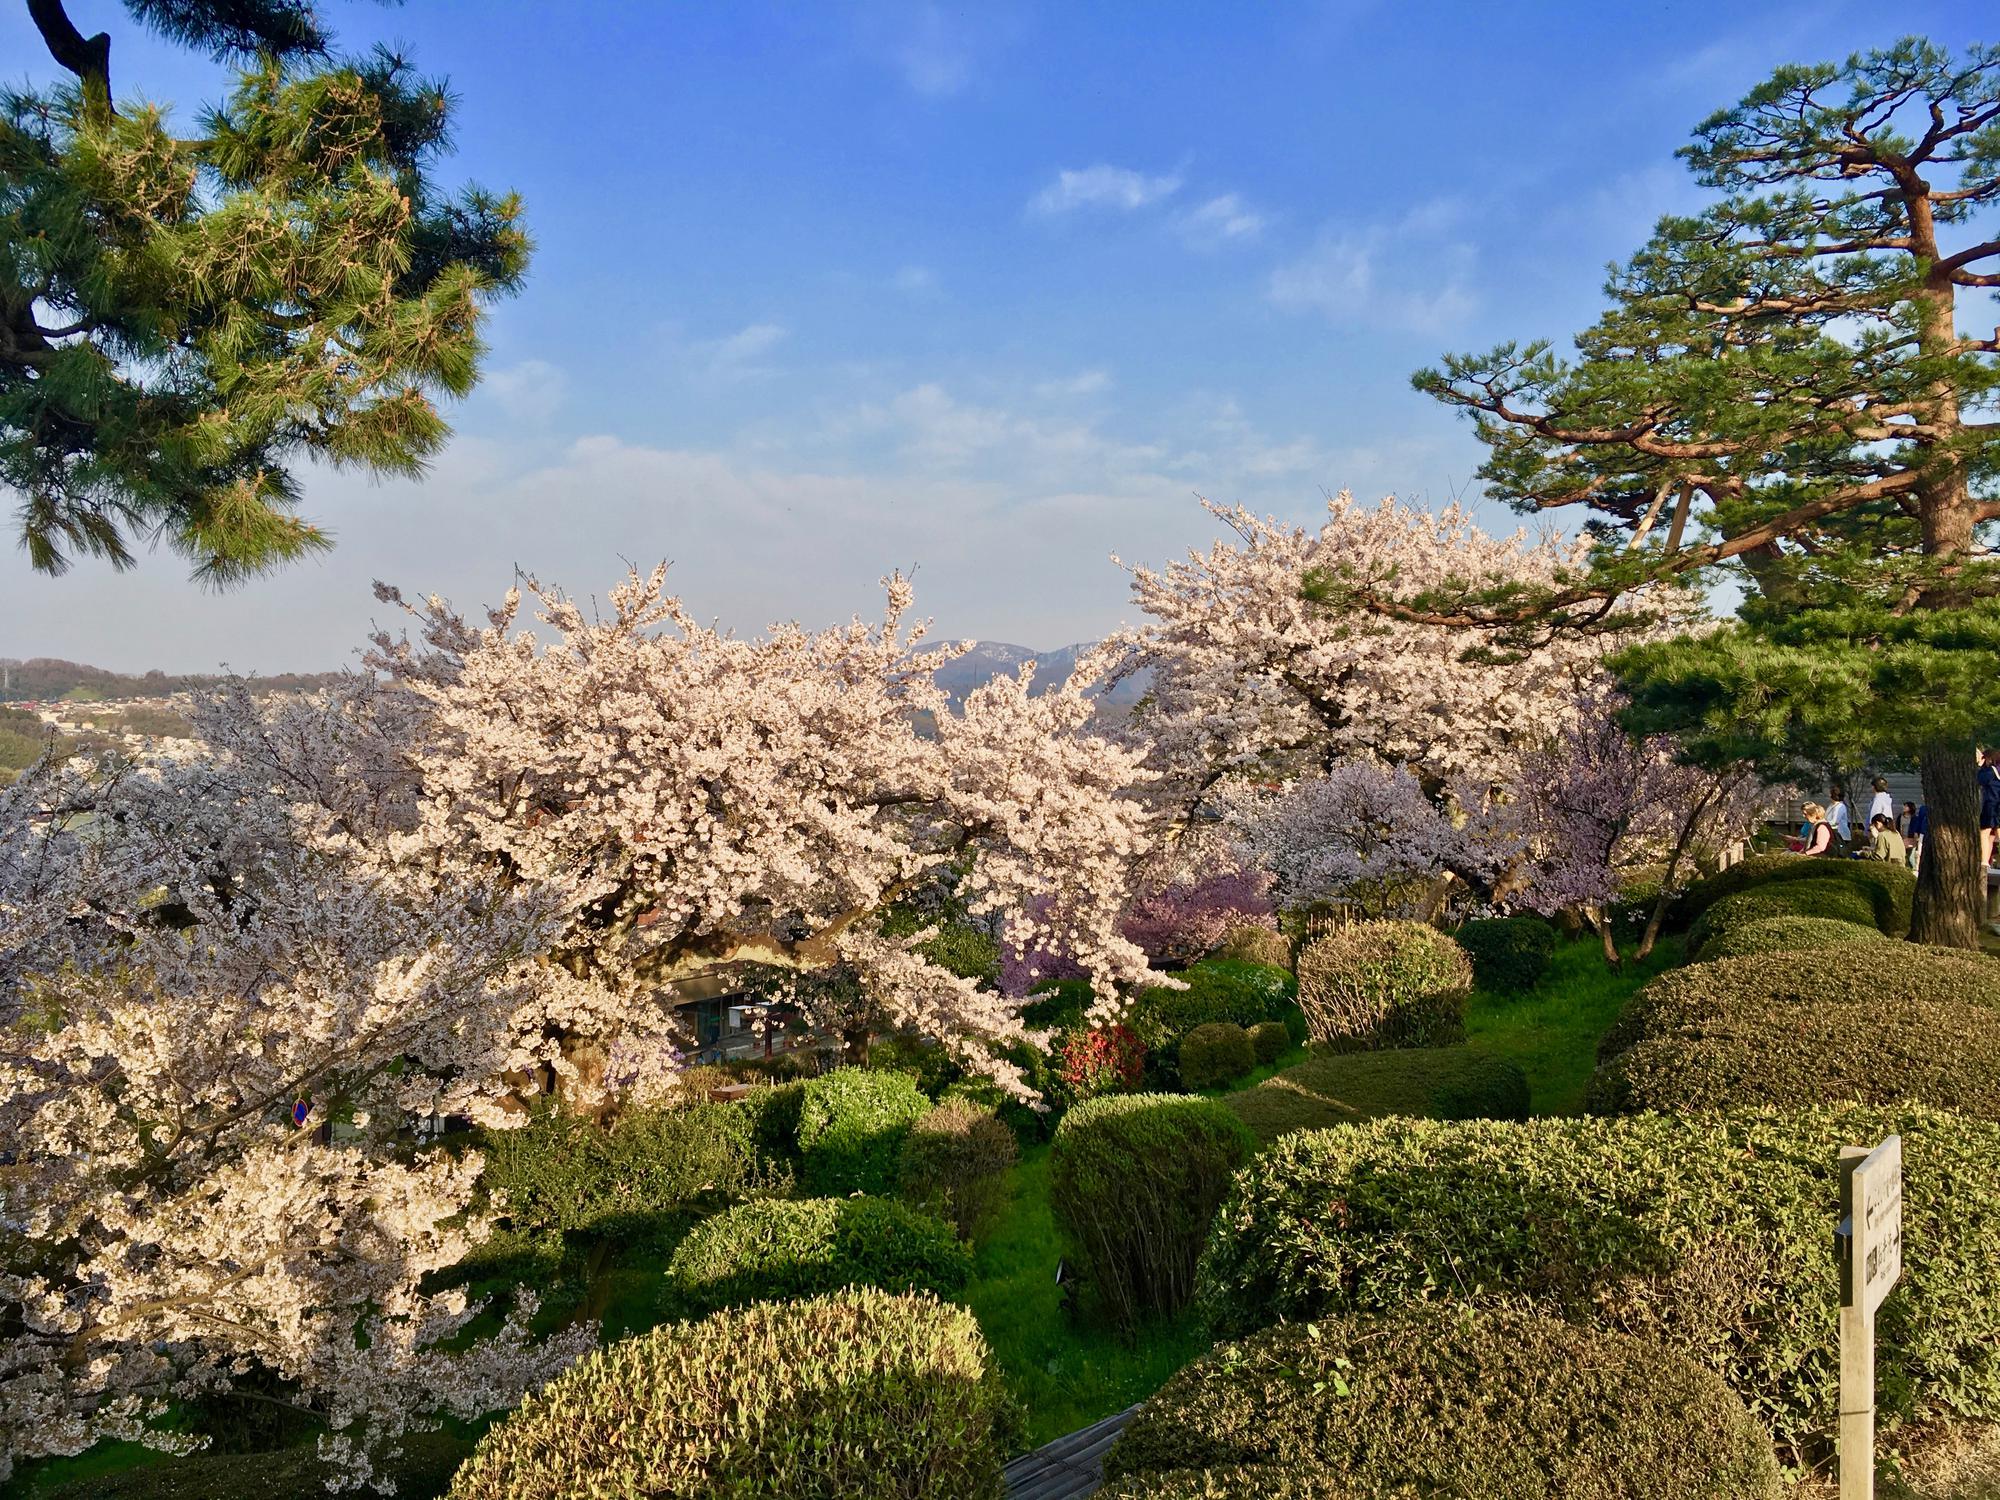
[1912,737,1983,948]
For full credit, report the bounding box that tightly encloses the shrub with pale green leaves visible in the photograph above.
[665,1196,971,1315]
[796,1068,931,1194]
[898,1097,1018,1240]
[1212,924,1292,971]
[1179,1021,1256,1091]
[1693,914,1894,963]
[1295,921,1470,1051]
[1672,854,1914,937]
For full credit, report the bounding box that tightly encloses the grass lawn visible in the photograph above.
[1222,1045,1529,1145]
[1463,934,1683,1114]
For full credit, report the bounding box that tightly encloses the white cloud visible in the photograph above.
[1177,192,1267,248]
[892,264,942,298]
[668,321,789,386]
[1029,164,1183,217]
[1268,199,1477,335]
[477,359,568,424]
[1033,369,1112,400]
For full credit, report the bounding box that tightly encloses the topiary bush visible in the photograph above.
[1098,1471,1400,1500]
[1672,853,1915,937]
[1453,913,1557,993]
[664,1196,972,1316]
[1179,1021,1256,1091]
[1247,1020,1290,1065]
[1686,879,1880,956]
[796,1068,932,1195]
[1193,1106,2000,1466]
[1050,1093,1255,1329]
[1212,924,1292,971]
[1128,959,1294,1060]
[1294,920,1470,1052]
[1693,914,1895,963]
[1222,1047,1530,1145]
[1103,1308,1781,1500]
[446,1289,1012,1500]
[898,1097,1018,1240]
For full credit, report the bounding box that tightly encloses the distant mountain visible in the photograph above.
[0,657,345,703]
[924,641,1151,707]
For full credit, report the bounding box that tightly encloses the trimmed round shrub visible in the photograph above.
[1223,1047,1529,1144]
[1687,879,1879,956]
[1180,1021,1256,1090]
[1694,914,1895,963]
[1127,959,1295,1085]
[1672,854,1915,937]
[1294,921,1471,1052]
[796,1068,932,1195]
[446,1289,1011,1500]
[1247,1019,1290,1065]
[665,1196,971,1315]
[1194,1106,2000,1463]
[1098,1471,1401,1500]
[1596,946,2000,1062]
[898,1097,1018,1240]
[1050,1093,1255,1329]
[1104,1309,1781,1500]
[1212,924,1292,971]
[1453,913,1557,992]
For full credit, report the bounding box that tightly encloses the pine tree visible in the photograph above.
[2,0,528,583]
[1405,37,2000,946]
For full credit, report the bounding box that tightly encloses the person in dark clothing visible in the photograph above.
[1910,802,1929,871]
[1982,750,2000,869]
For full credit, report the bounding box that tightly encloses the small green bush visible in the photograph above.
[665,1196,972,1315]
[867,1031,962,1097]
[1247,1020,1290,1065]
[447,1289,1011,1500]
[1687,879,1879,956]
[1453,913,1557,992]
[1097,1471,1398,1500]
[1126,959,1295,1085]
[1104,1309,1781,1500]
[1179,1021,1256,1090]
[898,1097,1018,1240]
[796,1068,932,1195]
[1672,854,1915,937]
[1194,1106,2000,1464]
[1223,1047,1529,1144]
[1294,921,1470,1052]
[1212,924,1292,971]
[1050,1093,1255,1329]
[1693,914,1895,963]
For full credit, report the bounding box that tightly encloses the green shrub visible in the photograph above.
[1050,1093,1255,1329]
[664,1196,972,1315]
[1104,1308,1780,1500]
[1247,1020,1290,1065]
[1125,960,1294,1086]
[478,1098,787,1245]
[898,1097,1018,1240]
[39,1430,472,1500]
[1694,914,1896,963]
[1222,1047,1529,1145]
[867,1031,962,1097]
[1097,1471,1400,1500]
[1686,879,1879,955]
[1596,946,2000,1063]
[1672,854,1915,937]
[1454,913,1557,992]
[1212,924,1292,971]
[796,1068,932,1194]
[1194,1106,2000,1464]
[1294,921,1470,1052]
[1179,1021,1256,1090]
[447,1289,1011,1500]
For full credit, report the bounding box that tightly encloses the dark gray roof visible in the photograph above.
[1003,1406,1138,1500]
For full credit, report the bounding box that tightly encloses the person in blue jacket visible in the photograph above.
[1982,749,2000,870]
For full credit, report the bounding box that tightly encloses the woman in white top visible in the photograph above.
[1868,777,1894,829]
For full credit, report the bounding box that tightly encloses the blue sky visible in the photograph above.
[1,0,1985,672]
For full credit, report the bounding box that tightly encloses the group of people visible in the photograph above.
[1793,777,1924,867]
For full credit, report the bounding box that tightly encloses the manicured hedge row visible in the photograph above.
[447,1290,1011,1500]
[1180,1021,1255,1090]
[1103,1309,1780,1500]
[1453,913,1557,992]
[1050,1094,1255,1329]
[1098,1471,1398,1500]
[1671,854,1915,937]
[1687,879,1880,956]
[1223,1047,1529,1145]
[797,1069,932,1194]
[1194,1106,2000,1462]
[664,1196,972,1315]
[1295,920,1470,1051]
[1693,914,1894,963]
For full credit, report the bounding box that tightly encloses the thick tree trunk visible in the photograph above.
[1912,737,1984,948]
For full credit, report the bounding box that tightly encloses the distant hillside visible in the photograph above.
[925,641,1150,707]
[0,658,345,703]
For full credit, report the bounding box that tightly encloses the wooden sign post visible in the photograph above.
[1835,1136,1904,1500]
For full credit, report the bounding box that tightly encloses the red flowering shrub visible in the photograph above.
[1058,1025,1146,1103]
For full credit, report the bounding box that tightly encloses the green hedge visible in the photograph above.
[1453,913,1557,992]
[1127,960,1296,1082]
[898,1097,1018,1240]
[1694,914,1896,964]
[447,1289,1011,1500]
[1687,879,1880,956]
[1211,925,1292,971]
[1247,1020,1290,1065]
[796,1069,932,1195]
[1103,1309,1780,1500]
[37,1431,471,1500]
[1193,1106,2000,1464]
[1294,921,1470,1052]
[664,1196,972,1315]
[1050,1093,1254,1329]
[1672,854,1915,937]
[1180,1022,1256,1091]
[1223,1047,1530,1145]
[1596,946,2000,1063]
[1098,1471,1401,1500]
